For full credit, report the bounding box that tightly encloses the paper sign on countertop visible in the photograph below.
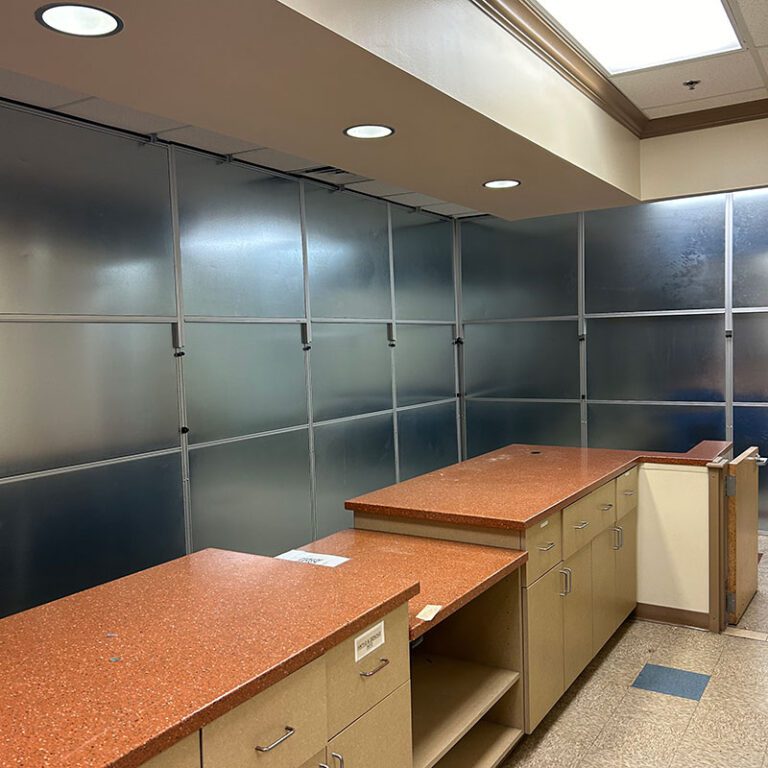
[416,604,443,622]
[276,549,350,567]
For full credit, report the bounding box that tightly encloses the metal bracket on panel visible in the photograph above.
[578,333,586,342]
[726,591,736,614]
[300,322,312,351]
[140,132,159,146]
[725,475,737,497]
[180,426,190,435]
[453,336,464,346]
[725,329,733,338]
[171,322,185,356]
[387,322,396,348]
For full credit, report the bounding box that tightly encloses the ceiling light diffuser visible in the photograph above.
[534,0,741,74]
[344,125,394,139]
[35,4,123,37]
[483,179,521,189]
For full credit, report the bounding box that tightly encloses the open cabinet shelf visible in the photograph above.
[433,720,524,768]
[411,652,520,768]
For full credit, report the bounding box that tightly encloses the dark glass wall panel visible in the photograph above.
[587,315,725,402]
[585,195,725,313]
[0,323,179,478]
[734,188,768,308]
[305,187,391,319]
[177,151,305,317]
[0,454,185,618]
[392,208,454,321]
[0,107,176,316]
[734,406,768,530]
[395,324,455,406]
[464,321,580,399]
[314,414,396,537]
[588,404,725,452]
[466,400,581,458]
[398,402,459,481]
[734,313,768,402]
[189,430,312,556]
[184,323,307,443]
[461,214,578,320]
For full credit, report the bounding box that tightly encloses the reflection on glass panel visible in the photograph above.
[392,207,454,321]
[734,188,768,308]
[585,195,725,313]
[466,400,581,458]
[398,402,458,481]
[311,323,392,421]
[314,413,395,537]
[396,324,455,406]
[587,315,724,402]
[177,150,305,317]
[0,106,175,316]
[185,323,307,444]
[734,407,768,530]
[461,214,577,320]
[0,323,179,478]
[588,404,725,452]
[464,321,580,399]
[190,430,312,556]
[305,186,391,319]
[734,313,768,402]
[0,454,185,618]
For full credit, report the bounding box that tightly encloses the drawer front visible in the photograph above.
[616,467,638,520]
[523,512,562,585]
[326,604,410,738]
[143,734,200,768]
[202,657,326,768]
[562,481,616,559]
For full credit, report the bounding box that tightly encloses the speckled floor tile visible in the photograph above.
[684,699,768,752]
[649,625,726,674]
[737,536,768,633]
[668,743,766,768]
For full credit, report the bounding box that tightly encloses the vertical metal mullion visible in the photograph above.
[168,145,193,554]
[453,218,467,460]
[578,212,588,448]
[725,193,734,443]
[388,204,401,482]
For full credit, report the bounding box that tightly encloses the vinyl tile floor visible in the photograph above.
[736,534,768,635]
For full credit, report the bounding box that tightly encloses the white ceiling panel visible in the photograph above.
[643,87,768,118]
[59,97,184,134]
[0,68,88,108]
[235,147,316,172]
[386,192,445,207]
[345,180,412,197]
[734,0,768,47]
[423,202,481,216]
[157,126,262,155]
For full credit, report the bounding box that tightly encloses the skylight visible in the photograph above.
[535,0,742,75]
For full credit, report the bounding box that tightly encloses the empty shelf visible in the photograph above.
[433,720,524,768]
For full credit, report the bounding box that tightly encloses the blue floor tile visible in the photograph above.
[632,663,710,701]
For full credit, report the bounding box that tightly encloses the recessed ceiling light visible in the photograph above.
[35,4,123,37]
[483,179,521,189]
[344,125,394,139]
[534,0,741,74]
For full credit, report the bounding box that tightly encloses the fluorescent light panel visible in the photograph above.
[535,0,741,74]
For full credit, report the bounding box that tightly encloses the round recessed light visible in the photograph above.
[483,179,521,189]
[344,124,395,139]
[35,4,123,37]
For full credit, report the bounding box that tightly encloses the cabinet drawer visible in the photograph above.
[202,657,326,768]
[523,512,562,585]
[325,604,410,738]
[562,482,616,559]
[143,734,200,768]
[616,467,638,520]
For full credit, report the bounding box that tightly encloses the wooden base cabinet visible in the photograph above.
[615,510,637,623]
[563,546,593,689]
[592,527,617,655]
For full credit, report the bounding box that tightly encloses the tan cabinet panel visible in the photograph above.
[327,682,412,768]
[523,512,562,585]
[591,527,617,655]
[615,509,638,623]
[562,482,616,559]
[325,604,410,738]
[523,564,564,732]
[202,657,326,768]
[299,752,326,768]
[562,546,593,689]
[616,467,638,521]
[143,734,200,768]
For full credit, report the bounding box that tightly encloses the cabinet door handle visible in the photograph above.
[612,526,624,550]
[332,752,346,768]
[360,658,390,677]
[753,455,768,467]
[599,503,614,511]
[537,541,556,551]
[623,490,636,497]
[255,726,295,752]
[559,567,572,596]
[573,520,590,530]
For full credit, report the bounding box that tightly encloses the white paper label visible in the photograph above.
[276,549,350,568]
[416,604,442,622]
[355,621,385,662]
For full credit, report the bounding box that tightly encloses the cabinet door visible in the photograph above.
[563,546,593,689]
[143,735,200,768]
[326,682,412,768]
[591,527,617,655]
[615,509,638,624]
[524,564,565,732]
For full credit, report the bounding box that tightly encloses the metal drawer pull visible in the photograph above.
[623,490,636,496]
[537,541,556,552]
[360,658,390,677]
[559,567,572,596]
[612,526,624,550]
[332,752,346,768]
[255,726,295,752]
[574,520,590,529]
[599,503,614,511]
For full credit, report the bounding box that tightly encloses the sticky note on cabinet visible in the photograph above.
[416,604,442,622]
[355,621,385,661]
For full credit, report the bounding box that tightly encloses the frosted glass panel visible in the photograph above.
[587,315,724,402]
[466,400,581,458]
[190,430,312,556]
[398,402,458,481]
[177,150,304,317]
[461,214,577,320]
[185,323,307,443]
[464,322,580,399]
[588,404,725,452]
[734,407,768,530]
[314,413,395,537]
[585,195,725,313]
[396,324,455,406]
[734,313,768,402]
[0,107,175,316]
[0,454,185,618]
[392,207,454,321]
[305,187,391,318]
[734,188,768,308]
[311,323,392,421]
[0,323,179,477]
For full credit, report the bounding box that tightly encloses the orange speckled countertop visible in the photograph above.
[0,549,418,768]
[298,529,527,640]
[346,441,732,531]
